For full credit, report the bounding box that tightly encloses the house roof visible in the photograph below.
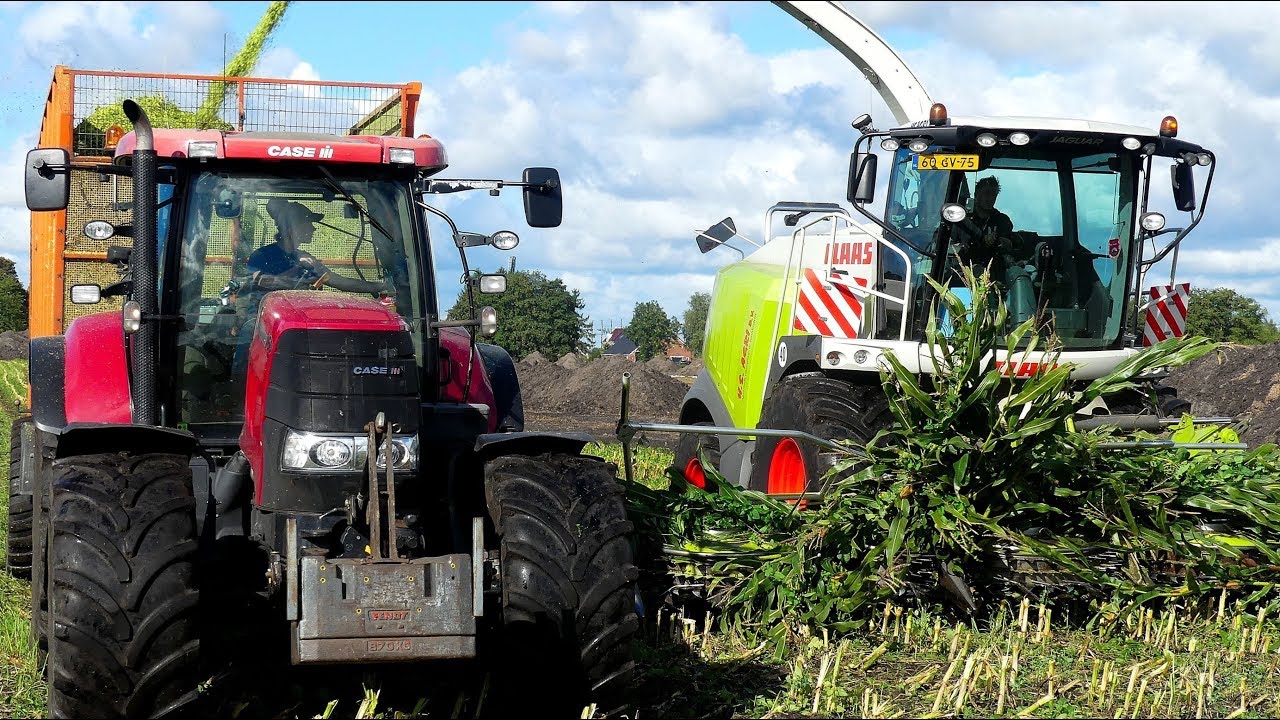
[603,337,637,356]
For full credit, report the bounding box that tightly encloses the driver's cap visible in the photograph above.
[266,198,323,228]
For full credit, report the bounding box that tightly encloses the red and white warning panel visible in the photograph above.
[792,237,877,339]
[1142,283,1190,347]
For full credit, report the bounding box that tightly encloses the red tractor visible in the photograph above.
[17,99,637,718]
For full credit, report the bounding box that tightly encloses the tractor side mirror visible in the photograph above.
[696,217,737,254]
[522,167,562,228]
[1172,162,1196,212]
[848,152,877,204]
[25,148,70,211]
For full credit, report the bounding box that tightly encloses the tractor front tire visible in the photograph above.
[749,374,892,496]
[46,453,201,719]
[484,452,639,717]
[6,416,33,579]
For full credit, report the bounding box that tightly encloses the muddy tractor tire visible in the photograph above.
[484,452,639,717]
[46,453,201,719]
[672,421,722,489]
[6,416,33,579]
[749,373,892,496]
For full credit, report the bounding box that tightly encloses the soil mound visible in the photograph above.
[1166,343,1280,445]
[556,352,585,370]
[520,351,549,366]
[516,356,687,420]
[0,330,28,361]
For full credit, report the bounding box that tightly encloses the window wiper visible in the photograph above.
[315,165,398,250]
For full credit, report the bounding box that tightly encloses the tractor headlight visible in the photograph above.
[282,430,418,471]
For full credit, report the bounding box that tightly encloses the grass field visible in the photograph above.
[6,411,1280,717]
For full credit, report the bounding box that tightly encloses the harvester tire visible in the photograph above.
[46,453,201,720]
[484,452,639,717]
[1107,382,1191,418]
[672,421,721,489]
[749,374,891,497]
[6,416,33,579]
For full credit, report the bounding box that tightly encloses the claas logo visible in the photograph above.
[824,241,873,265]
[995,360,1058,378]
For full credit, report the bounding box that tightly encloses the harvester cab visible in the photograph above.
[16,73,637,719]
[614,1,1233,504]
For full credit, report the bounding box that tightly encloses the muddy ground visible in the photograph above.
[516,341,1280,450]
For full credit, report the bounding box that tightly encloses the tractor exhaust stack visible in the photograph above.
[122,99,159,426]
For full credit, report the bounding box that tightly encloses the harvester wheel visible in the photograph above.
[5,416,33,579]
[484,452,639,717]
[1106,381,1191,418]
[672,421,721,489]
[46,453,201,719]
[749,374,891,497]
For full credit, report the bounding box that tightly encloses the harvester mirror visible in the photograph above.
[69,284,102,305]
[478,274,507,294]
[213,185,242,219]
[522,167,562,228]
[696,217,737,254]
[848,151,878,204]
[1172,162,1196,212]
[25,148,70,212]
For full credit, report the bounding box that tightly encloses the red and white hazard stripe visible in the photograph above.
[793,268,868,339]
[1142,283,1190,347]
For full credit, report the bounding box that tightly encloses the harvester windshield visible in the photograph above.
[882,144,1138,349]
[175,168,424,424]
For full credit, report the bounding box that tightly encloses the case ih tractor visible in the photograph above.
[662,1,1219,500]
[13,78,637,718]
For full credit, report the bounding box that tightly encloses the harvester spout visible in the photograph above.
[122,99,159,425]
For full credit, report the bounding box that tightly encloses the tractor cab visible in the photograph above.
[849,104,1216,350]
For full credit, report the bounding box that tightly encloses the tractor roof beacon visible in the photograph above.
[15,70,638,719]
[616,1,1220,504]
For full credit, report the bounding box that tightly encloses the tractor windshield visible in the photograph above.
[173,168,425,426]
[882,144,1139,349]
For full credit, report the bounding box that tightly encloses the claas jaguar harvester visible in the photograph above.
[656,1,1220,499]
[12,68,637,719]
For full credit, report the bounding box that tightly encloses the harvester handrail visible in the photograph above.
[64,67,415,90]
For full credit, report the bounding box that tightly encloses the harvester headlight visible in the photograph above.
[880,138,900,151]
[907,138,930,153]
[941,203,968,223]
[825,351,843,365]
[479,306,498,337]
[1122,137,1142,151]
[1008,132,1031,146]
[853,349,870,365]
[388,147,416,165]
[83,221,115,241]
[1197,152,1213,166]
[187,141,218,158]
[1140,212,1167,232]
[975,133,997,148]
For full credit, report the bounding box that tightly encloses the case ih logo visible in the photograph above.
[267,144,335,158]
[368,609,411,621]
[353,366,402,375]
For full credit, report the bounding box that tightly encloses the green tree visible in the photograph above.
[446,269,590,360]
[0,258,28,332]
[682,291,710,357]
[626,300,681,361]
[1184,287,1280,345]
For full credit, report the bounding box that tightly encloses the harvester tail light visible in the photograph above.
[104,125,125,150]
[1160,116,1178,138]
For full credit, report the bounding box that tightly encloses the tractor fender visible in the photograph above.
[438,328,498,433]
[474,431,591,459]
[54,423,197,460]
[476,343,524,432]
[28,335,66,433]
[63,313,132,425]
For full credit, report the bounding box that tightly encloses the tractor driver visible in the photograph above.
[951,176,1018,282]
[247,198,392,295]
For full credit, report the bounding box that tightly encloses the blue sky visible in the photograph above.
[0,1,1274,343]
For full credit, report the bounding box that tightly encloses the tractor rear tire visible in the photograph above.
[749,374,892,496]
[46,453,201,720]
[672,421,721,489]
[6,416,33,579]
[484,452,639,717]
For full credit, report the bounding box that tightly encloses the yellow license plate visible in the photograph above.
[915,154,979,171]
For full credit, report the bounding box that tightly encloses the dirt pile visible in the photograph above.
[518,355,688,420]
[1166,343,1280,445]
[0,331,28,361]
[556,352,585,370]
